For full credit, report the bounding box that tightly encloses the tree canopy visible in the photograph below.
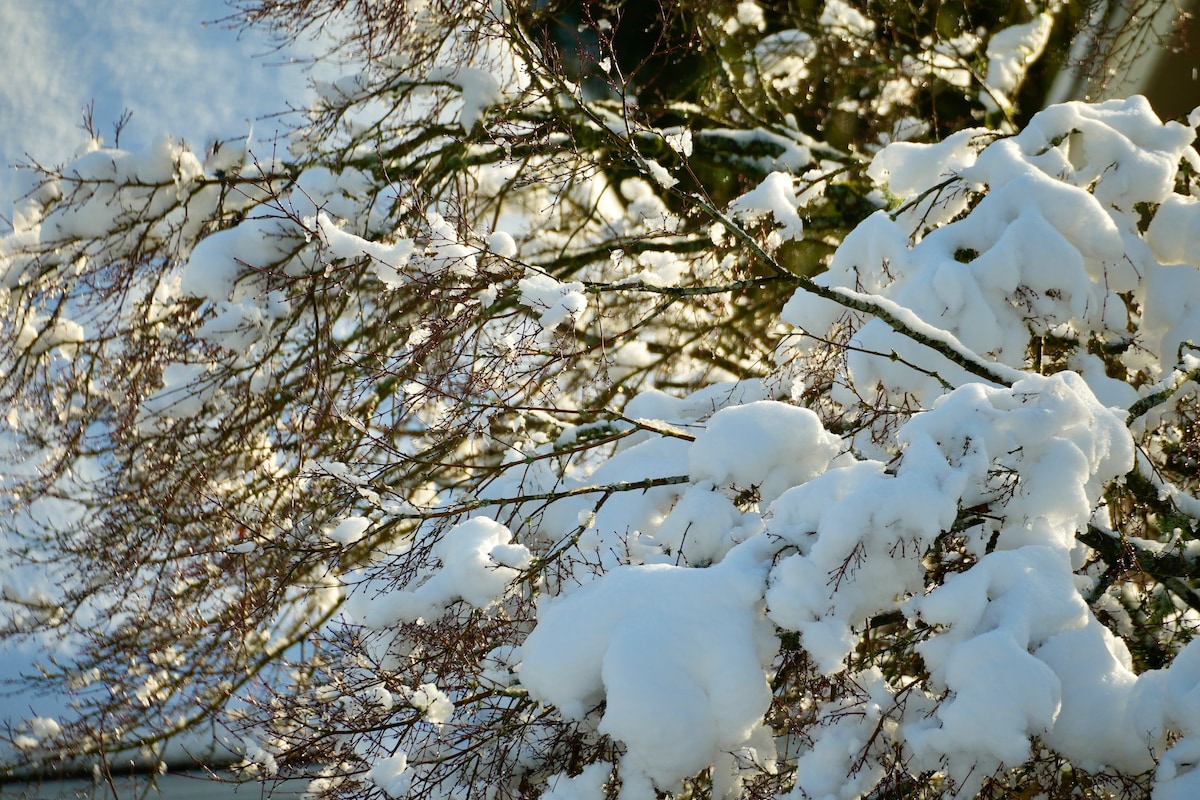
[3,1,1200,798]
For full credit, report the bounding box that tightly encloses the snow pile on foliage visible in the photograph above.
[510,366,1168,796]
[345,517,532,626]
[784,96,1199,409]
[490,96,1200,798]
[521,541,778,798]
[980,14,1053,113]
[727,172,806,245]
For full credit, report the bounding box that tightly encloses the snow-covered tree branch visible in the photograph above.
[2,1,1199,798]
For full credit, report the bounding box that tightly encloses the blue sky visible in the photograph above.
[0,0,312,212]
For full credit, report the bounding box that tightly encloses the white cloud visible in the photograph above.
[0,4,81,169]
